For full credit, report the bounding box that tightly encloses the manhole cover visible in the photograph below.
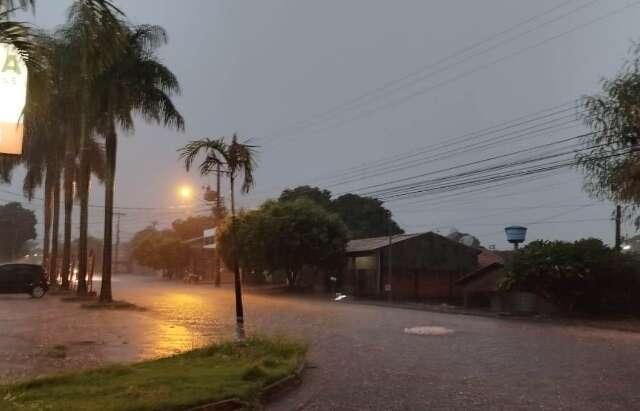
[404,326,454,336]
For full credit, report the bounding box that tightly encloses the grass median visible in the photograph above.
[0,336,306,411]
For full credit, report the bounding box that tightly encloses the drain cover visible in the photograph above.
[404,326,454,336]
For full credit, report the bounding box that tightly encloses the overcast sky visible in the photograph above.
[5,0,640,249]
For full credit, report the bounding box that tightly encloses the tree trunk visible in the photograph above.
[230,174,245,339]
[76,47,90,297]
[100,124,117,302]
[61,151,74,290]
[76,151,90,296]
[42,169,53,267]
[50,169,61,285]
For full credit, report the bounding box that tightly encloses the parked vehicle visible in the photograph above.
[0,264,48,298]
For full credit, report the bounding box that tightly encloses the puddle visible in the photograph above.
[404,326,454,336]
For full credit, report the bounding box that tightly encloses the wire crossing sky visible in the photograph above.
[6,0,640,248]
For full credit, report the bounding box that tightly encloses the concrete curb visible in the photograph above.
[184,360,306,411]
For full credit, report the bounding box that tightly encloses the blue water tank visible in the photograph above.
[505,226,527,244]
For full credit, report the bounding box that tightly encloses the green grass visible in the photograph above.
[0,336,307,411]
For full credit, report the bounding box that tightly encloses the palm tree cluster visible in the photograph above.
[0,0,184,301]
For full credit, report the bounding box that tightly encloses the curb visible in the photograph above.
[185,360,306,411]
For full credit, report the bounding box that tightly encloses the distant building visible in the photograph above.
[184,228,232,283]
[341,232,480,301]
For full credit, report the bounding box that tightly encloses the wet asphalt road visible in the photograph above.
[113,276,640,411]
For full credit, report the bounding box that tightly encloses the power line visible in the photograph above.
[245,101,581,199]
[365,146,631,202]
[353,132,608,199]
[264,0,636,146]
[262,0,596,145]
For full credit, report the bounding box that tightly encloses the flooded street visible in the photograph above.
[2,275,640,410]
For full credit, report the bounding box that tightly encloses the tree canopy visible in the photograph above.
[172,215,216,241]
[279,185,332,210]
[579,43,640,223]
[130,226,189,278]
[217,199,349,286]
[0,202,37,261]
[500,238,640,313]
[278,185,403,239]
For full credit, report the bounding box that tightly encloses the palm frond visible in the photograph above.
[178,138,227,176]
[227,133,258,193]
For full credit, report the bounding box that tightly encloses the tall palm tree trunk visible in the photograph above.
[42,168,53,266]
[61,151,74,290]
[100,124,116,302]
[230,174,245,339]
[76,49,90,296]
[50,169,61,285]
[77,149,90,296]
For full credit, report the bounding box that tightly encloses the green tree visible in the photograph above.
[579,43,640,223]
[0,202,36,261]
[130,226,189,279]
[331,194,403,239]
[217,200,348,287]
[277,186,404,239]
[93,23,184,302]
[279,185,332,209]
[172,215,216,241]
[500,239,617,311]
[0,1,35,63]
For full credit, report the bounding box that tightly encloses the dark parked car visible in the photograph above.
[0,264,48,298]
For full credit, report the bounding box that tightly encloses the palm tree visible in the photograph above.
[0,1,35,63]
[60,0,126,295]
[179,134,257,338]
[93,23,184,302]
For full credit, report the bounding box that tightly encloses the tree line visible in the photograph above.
[0,0,183,301]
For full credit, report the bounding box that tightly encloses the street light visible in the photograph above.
[178,185,193,201]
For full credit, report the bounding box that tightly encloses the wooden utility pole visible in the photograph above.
[615,205,622,251]
[114,212,126,273]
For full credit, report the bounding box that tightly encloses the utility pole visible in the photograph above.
[615,205,622,251]
[215,163,222,287]
[114,212,126,273]
[387,210,393,301]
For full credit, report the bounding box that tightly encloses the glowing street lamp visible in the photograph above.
[178,185,193,202]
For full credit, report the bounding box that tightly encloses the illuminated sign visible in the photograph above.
[0,44,27,155]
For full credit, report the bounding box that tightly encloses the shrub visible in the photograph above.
[500,238,640,313]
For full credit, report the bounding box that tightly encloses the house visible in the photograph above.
[456,249,559,314]
[341,232,480,301]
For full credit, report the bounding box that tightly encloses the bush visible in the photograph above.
[500,238,640,313]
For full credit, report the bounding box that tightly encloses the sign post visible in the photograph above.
[0,44,28,155]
